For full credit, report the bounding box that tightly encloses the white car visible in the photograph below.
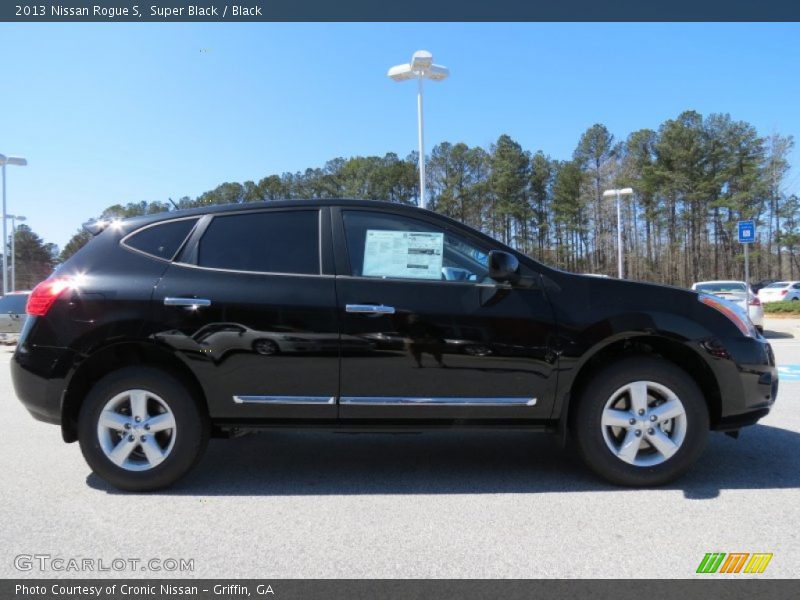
[0,291,30,344]
[757,280,800,303]
[691,280,764,333]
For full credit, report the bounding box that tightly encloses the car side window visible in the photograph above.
[342,210,489,282]
[793,284,800,290]
[124,218,199,260]
[197,210,319,275]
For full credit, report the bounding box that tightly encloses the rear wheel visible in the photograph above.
[78,367,209,491]
[253,339,280,355]
[571,356,709,486]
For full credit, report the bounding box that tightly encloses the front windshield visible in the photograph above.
[765,282,790,289]
[695,282,747,294]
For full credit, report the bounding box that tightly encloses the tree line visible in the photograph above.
[11,109,800,291]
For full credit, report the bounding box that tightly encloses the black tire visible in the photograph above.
[78,367,209,492]
[571,356,709,487]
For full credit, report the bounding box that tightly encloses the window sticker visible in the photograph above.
[362,230,444,280]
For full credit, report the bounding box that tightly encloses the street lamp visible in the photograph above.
[0,154,28,296]
[602,187,634,279]
[6,214,26,292]
[387,50,449,209]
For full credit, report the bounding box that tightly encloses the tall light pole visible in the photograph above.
[387,50,449,209]
[602,187,634,279]
[6,215,26,292]
[0,154,28,296]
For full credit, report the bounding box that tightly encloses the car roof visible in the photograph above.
[120,199,431,225]
[692,280,746,286]
[92,198,462,235]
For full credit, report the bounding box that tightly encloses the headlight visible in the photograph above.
[698,293,757,337]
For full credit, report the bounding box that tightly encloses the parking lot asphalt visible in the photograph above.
[1,322,798,579]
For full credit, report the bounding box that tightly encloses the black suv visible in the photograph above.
[12,200,777,490]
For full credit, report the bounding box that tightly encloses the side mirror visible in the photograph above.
[487,250,520,284]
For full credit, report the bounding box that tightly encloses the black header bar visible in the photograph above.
[3,1,800,22]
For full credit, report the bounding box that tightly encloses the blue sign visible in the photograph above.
[777,365,800,382]
[738,220,755,244]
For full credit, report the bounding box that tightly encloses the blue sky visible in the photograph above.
[1,22,799,249]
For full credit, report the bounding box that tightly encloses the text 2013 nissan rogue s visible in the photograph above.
[11,200,777,491]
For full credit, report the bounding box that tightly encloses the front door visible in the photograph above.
[151,208,339,420]
[332,207,559,421]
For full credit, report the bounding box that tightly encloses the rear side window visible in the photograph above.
[124,218,199,260]
[197,210,319,275]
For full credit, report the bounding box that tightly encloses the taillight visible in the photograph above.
[26,277,72,316]
[781,290,788,296]
[750,297,761,306]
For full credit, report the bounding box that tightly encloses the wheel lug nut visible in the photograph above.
[647,428,655,435]
[634,430,642,437]
[650,415,657,422]
[638,409,645,416]
[124,423,131,429]
[140,435,147,442]
[144,424,150,430]
[629,418,637,425]
[134,416,141,423]
[127,435,135,442]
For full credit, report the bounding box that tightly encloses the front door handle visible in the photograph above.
[345,304,396,315]
[164,297,212,308]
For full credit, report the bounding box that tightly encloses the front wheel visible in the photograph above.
[571,356,709,486]
[78,367,209,491]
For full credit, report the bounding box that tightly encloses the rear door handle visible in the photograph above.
[164,297,212,308]
[345,304,396,315]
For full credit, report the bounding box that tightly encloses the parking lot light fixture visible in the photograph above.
[0,154,28,296]
[387,51,450,210]
[602,187,634,279]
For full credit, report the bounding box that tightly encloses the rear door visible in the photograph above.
[332,206,559,421]
[151,207,340,420]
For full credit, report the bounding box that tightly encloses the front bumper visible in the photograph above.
[706,334,777,430]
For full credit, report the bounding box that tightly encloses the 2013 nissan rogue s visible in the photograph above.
[11,200,778,491]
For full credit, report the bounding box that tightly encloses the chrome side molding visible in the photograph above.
[339,397,537,406]
[345,304,396,315]
[232,396,336,405]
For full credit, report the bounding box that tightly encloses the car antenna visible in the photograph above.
[168,197,180,210]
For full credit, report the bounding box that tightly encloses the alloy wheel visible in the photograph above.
[96,389,177,471]
[600,380,688,467]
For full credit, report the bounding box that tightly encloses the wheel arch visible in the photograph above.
[61,341,208,443]
[557,334,722,443]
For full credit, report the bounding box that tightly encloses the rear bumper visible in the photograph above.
[11,344,73,426]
